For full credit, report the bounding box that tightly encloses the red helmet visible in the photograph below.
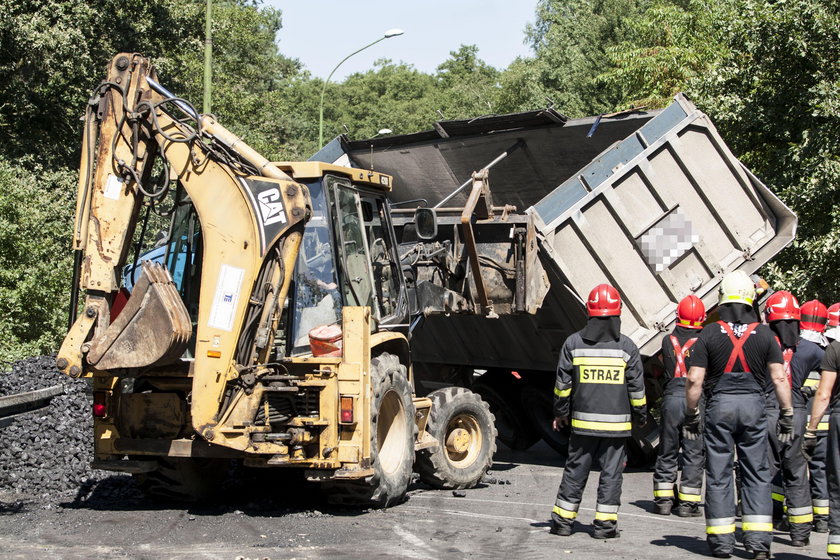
[676,295,706,329]
[764,290,801,322]
[828,303,840,328]
[800,300,828,332]
[586,284,621,317]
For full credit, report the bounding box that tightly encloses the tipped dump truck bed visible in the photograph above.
[326,94,796,368]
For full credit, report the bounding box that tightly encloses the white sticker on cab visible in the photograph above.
[208,264,245,332]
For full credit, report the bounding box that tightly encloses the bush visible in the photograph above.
[0,158,76,364]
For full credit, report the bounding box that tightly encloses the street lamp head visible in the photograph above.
[384,28,404,38]
[377,128,393,136]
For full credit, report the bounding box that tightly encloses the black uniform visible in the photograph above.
[652,326,704,511]
[818,340,840,558]
[691,316,783,557]
[764,339,811,542]
[796,338,830,528]
[551,323,645,537]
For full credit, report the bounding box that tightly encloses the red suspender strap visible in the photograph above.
[670,335,697,378]
[772,335,795,386]
[782,347,794,386]
[717,321,759,373]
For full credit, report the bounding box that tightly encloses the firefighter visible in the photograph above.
[683,270,793,559]
[764,291,812,545]
[652,295,706,516]
[550,283,646,539]
[800,300,833,533]
[803,319,840,559]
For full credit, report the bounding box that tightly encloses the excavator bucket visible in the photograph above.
[86,261,192,370]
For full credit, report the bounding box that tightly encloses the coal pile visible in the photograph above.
[0,355,108,502]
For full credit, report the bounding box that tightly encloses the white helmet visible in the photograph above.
[719,270,755,306]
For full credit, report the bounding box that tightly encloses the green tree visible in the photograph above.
[0,0,305,359]
[432,45,500,120]
[497,0,645,117]
[693,0,840,300]
[0,158,76,363]
[598,0,730,109]
[321,59,438,141]
[0,0,202,169]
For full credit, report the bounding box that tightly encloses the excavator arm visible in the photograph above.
[57,53,311,444]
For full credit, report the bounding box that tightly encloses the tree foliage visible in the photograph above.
[598,0,730,109]
[693,0,840,301]
[0,158,76,363]
[497,0,645,117]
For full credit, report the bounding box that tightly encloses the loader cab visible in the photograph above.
[283,165,406,356]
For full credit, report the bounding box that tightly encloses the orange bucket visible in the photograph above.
[308,324,343,357]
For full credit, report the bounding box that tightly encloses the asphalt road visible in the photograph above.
[0,441,825,559]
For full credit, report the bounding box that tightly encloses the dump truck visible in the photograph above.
[318,94,797,458]
[57,53,498,506]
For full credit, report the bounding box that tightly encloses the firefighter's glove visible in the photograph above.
[801,386,816,399]
[632,406,647,427]
[802,428,818,461]
[777,407,795,444]
[682,407,701,440]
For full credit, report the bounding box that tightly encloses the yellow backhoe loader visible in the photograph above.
[57,53,496,506]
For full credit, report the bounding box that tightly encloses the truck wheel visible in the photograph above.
[520,385,570,455]
[133,458,230,502]
[416,387,496,489]
[472,379,539,451]
[326,352,416,508]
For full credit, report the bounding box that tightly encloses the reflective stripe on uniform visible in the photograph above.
[573,412,631,422]
[814,499,830,515]
[787,506,813,524]
[771,485,785,503]
[573,357,626,367]
[571,348,629,361]
[828,535,840,555]
[742,515,773,532]
[553,499,579,519]
[654,482,674,498]
[570,410,633,432]
[554,387,571,398]
[571,419,632,431]
[803,370,821,388]
[678,485,702,503]
[706,517,736,534]
[629,390,646,407]
[595,503,619,521]
[807,414,830,432]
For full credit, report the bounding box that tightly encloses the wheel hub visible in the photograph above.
[446,427,471,453]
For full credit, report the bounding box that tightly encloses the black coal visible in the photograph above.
[0,356,109,502]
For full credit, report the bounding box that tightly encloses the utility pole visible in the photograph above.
[203,0,213,114]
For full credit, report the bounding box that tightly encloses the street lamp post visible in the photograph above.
[318,29,404,149]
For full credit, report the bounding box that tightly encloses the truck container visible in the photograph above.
[318,94,797,455]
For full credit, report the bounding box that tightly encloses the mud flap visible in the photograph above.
[86,261,192,369]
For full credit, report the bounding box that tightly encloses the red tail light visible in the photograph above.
[340,395,354,424]
[93,391,108,418]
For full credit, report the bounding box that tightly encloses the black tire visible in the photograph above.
[416,387,496,489]
[520,385,570,455]
[471,379,540,451]
[133,458,230,502]
[325,352,416,508]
